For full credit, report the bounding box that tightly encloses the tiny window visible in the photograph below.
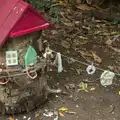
[6,51,18,66]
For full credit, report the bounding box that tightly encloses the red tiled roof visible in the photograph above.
[0,0,49,46]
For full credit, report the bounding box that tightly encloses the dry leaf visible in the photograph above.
[63,22,74,27]
[77,82,89,92]
[105,39,113,46]
[109,46,120,53]
[91,51,102,63]
[118,90,120,95]
[9,117,14,120]
[35,111,40,118]
[79,36,88,40]
[110,31,118,35]
[79,50,92,57]
[59,112,65,117]
[75,4,95,11]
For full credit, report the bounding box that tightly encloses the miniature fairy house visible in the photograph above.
[0,0,59,114]
[0,0,49,69]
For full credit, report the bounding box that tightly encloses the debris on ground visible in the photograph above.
[59,107,68,111]
[23,116,27,119]
[43,109,59,120]
[86,63,96,75]
[91,51,102,63]
[77,82,89,92]
[65,83,76,90]
[43,111,54,117]
[100,70,115,86]
[109,46,120,53]
[75,4,95,11]
[59,112,65,117]
[65,111,76,115]
[9,117,14,120]
[108,104,115,113]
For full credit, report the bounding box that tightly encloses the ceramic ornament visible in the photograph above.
[24,45,37,68]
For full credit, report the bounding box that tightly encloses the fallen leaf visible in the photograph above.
[105,35,120,46]
[105,39,113,46]
[56,0,64,4]
[63,22,74,27]
[59,107,68,111]
[76,68,82,74]
[102,32,111,36]
[9,117,14,120]
[110,31,118,35]
[69,58,76,63]
[35,111,40,118]
[79,36,88,40]
[109,46,120,53]
[94,30,101,34]
[112,34,120,41]
[59,112,65,117]
[79,50,92,57]
[108,66,114,71]
[108,104,115,113]
[91,51,102,63]
[77,82,89,92]
[75,4,95,10]
[118,90,120,95]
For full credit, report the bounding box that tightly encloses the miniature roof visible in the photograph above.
[0,0,50,46]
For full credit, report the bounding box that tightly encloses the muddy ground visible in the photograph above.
[1,2,120,120]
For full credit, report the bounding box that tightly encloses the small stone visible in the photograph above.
[108,66,114,70]
[28,117,31,120]
[51,30,57,35]
[112,112,115,114]
[23,116,27,119]
[76,116,79,119]
[76,105,79,108]
[56,95,59,98]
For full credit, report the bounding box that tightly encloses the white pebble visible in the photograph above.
[76,105,79,108]
[56,95,59,98]
[23,116,27,119]
[28,117,31,120]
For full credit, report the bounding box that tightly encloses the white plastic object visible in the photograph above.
[57,53,63,73]
[86,63,96,75]
[100,70,115,86]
